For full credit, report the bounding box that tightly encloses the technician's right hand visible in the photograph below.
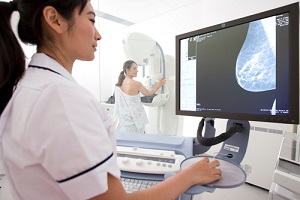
[186,157,222,185]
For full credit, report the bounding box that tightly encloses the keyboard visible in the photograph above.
[121,177,161,193]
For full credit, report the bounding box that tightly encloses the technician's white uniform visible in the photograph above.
[0,53,120,200]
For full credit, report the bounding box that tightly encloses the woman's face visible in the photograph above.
[62,1,101,61]
[126,63,138,77]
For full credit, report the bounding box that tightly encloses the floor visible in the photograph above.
[193,183,269,200]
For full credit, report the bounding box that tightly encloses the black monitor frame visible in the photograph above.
[175,2,299,124]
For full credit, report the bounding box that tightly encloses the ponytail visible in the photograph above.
[0,1,25,115]
[116,71,126,86]
[115,60,136,87]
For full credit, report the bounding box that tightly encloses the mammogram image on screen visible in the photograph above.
[236,17,276,92]
[194,15,289,116]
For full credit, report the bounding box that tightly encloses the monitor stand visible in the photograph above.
[175,118,250,196]
[196,118,250,165]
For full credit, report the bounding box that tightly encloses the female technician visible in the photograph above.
[0,0,222,200]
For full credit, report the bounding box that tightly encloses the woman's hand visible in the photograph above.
[157,78,166,88]
[185,157,222,186]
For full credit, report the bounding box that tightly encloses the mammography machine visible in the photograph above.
[122,32,169,107]
[122,32,174,134]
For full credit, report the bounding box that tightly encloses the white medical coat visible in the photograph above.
[0,53,120,200]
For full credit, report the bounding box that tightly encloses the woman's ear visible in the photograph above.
[42,6,66,34]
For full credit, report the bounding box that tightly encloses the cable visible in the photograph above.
[197,117,244,146]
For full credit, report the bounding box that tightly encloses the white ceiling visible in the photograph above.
[96,0,200,26]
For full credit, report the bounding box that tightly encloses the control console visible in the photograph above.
[117,146,186,174]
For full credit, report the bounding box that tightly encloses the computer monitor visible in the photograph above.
[175,2,299,125]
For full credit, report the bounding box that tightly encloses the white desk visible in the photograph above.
[100,102,114,116]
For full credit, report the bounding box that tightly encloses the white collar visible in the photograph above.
[28,53,76,82]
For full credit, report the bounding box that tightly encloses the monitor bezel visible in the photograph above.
[175,2,299,124]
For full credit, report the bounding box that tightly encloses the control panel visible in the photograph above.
[117,146,185,174]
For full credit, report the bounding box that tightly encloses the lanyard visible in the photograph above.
[28,65,63,77]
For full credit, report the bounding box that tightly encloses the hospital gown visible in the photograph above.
[114,86,149,133]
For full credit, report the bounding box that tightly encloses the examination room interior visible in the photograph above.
[1,0,300,199]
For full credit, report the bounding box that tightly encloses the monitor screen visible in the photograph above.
[176,3,299,124]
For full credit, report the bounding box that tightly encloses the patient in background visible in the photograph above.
[114,60,166,133]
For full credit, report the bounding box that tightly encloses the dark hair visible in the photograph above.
[0,0,88,115]
[115,60,136,86]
